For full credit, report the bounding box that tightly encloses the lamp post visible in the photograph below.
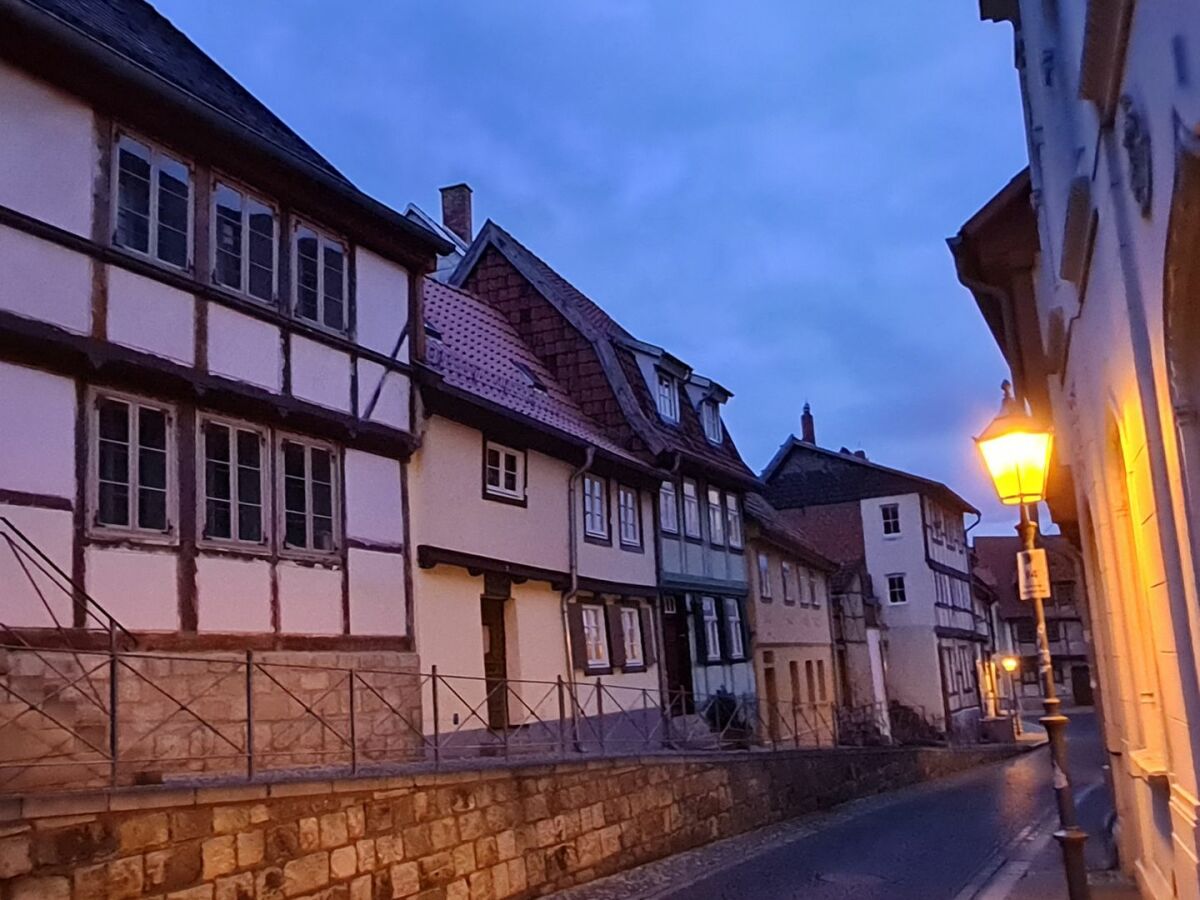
[1000,654,1022,736]
[976,382,1089,900]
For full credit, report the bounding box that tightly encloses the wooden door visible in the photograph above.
[763,665,781,742]
[480,598,508,730]
[1071,665,1094,706]
[661,596,694,714]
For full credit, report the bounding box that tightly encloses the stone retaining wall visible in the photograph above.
[0,744,1022,899]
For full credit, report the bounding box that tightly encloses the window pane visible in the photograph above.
[311,448,332,487]
[322,242,345,330]
[206,498,231,539]
[156,158,190,267]
[214,184,243,289]
[285,512,307,548]
[138,486,167,530]
[238,503,263,542]
[98,481,129,527]
[247,201,275,301]
[284,442,306,479]
[116,142,151,253]
[296,230,319,321]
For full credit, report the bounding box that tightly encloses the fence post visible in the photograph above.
[245,650,255,780]
[556,676,566,758]
[431,666,440,768]
[660,686,672,751]
[501,676,510,761]
[348,669,357,775]
[108,621,118,787]
[596,678,605,755]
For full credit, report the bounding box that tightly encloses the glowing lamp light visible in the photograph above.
[975,381,1054,506]
[1001,655,1019,674]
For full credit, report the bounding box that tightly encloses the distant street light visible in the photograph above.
[976,382,1089,900]
[1000,655,1022,736]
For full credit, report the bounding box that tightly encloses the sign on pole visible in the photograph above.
[1017,548,1050,601]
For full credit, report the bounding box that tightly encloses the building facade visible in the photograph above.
[952,3,1200,895]
[762,412,991,740]
[744,494,838,745]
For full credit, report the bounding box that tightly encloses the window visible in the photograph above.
[659,481,679,534]
[293,222,347,332]
[201,418,265,544]
[1015,621,1037,643]
[1046,620,1062,642]
[725,494,743,548]
[789,661,801,703]
[886,574,907,604]
[1021,661,1038,685]
[781,562,793,605]
[620,606,644,667]
[701,597,722,661]
[723,598,745,659]
[1051,581,1075,607]
[682,479,701,538]
[114,134,191,268]
[817,660,828,702]
[701,401,722,443]
[483,442,524,501]
[805,660,816,703]
[581,605,609,670]
[213,182,276,301]
[618,486,640,547]
[931,506,944,544]
[881,503,901,536]
[707,487,725,545]
[758,552,772,600]
[655,372,679,422]
[93,394,173,534]
[280,438,338,554]
[808,571,821,608]
[583,475,608,539]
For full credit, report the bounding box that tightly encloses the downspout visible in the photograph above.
[562,446,596,697]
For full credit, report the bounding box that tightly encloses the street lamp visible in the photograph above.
[976,381,1089,900]
[1000,655,1022,736]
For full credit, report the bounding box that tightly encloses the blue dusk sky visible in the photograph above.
[155,0,1029,533]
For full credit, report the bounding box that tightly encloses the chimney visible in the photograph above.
[440,183,473,244]
[800,403,816,444]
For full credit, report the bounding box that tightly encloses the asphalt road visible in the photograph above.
[568,712,1112,900]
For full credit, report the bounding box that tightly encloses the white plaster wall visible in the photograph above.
[289,336,351,413]
[578,486,657,587]
[207,304,282,393]
[0,504,74,627]
[107,267,195,367]
[85,546,178,631]
[0,226,91,333]
[0,60,95,237]
[861,493,936,629]
[0,362,75,498]
[884,627,942,720]
[354,248,409,360]
[505,582,567,720]
[195,555,271,632]
[277,563,342,635]
[344,450,404,545]
[412,566,487,734]
[357,360,410,431]
[409,417,569,572]
[348,548,405,636]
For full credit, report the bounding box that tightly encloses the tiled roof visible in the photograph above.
[22,0,348,184]
[763,437,978,514]
[453,221,757,486]
[422,280,643,464]
[743,493,837,572]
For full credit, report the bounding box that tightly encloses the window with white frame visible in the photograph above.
[581,605,609,669]
[201,418,265,544]
[725,494,743,548]
[93,394,173,534]
[659,481,679,534]
[620,606,644,667]
[280,438,338,553]
[114,134,191,269]
[701,597,722,661]
[682,479,701,538]
[701,400,722,443]
[881,503,901,536]
[723,597,745,658]
[655,371,679,422]
[706,486,725,545]
[757,552,772,600]
[808,570,820,608]
[618,485,640,546]
[886,573,907,605]
[293,222,347,332]
[781,561,793,605]
[213,182,276,302]
[584,474,608,539]
[484,442,524,501]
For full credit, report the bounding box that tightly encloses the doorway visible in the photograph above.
[1071,665,1094,706]
[661,594,694,714]
[480,598,508,730]
[763,658,780,742]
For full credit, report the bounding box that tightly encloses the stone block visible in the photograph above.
[108,855,146,900]
[320,812,349,849]
[390,861,420,898]
[418,850,456,887]
[451,842,475,878]
[429,818,458,852]
[10,875,70,900]
[213,806,253,835]
[299,817,320,852]
[355,838,377,872]
[145,841,202,890]
[401,825,432,860]
[167,886,214,900]
[505,858,526,895]
[456,811,485,843]
[118,812,170,852]
[203,835,237,879]
[331,845,357,880]
[72,862,107,900]
[284,851,330,897]
[376,834,404,865]
[365,801,393,834]
[467,869,493,900]
[445,878,470,900]
[170,809,213,841]
[488,862,510,898]
[495,830,516,863]
[346,806,365,839]
[350,873,372,900]
[0,833,32,877]
[256,866,286,900]
[214,871,254,900]
[266,823,300,863]
[237,829,264,867]
[474,836,498,868]
[32,820,114,867]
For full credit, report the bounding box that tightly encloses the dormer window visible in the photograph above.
[701,400,722,443]
[655,372,679,423]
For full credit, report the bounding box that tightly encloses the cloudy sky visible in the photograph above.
[157,0,1029,532]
